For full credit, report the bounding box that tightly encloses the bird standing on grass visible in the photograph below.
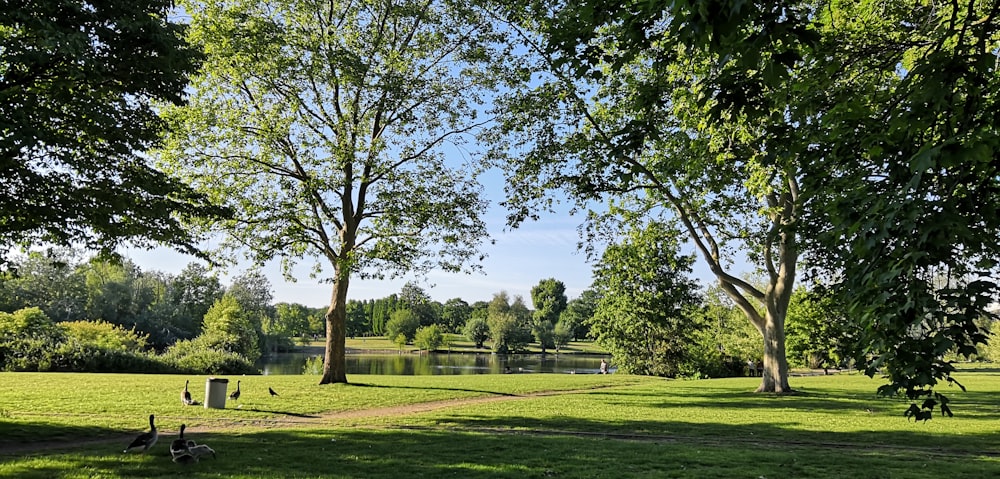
[181,380,199,406]
[123,414,158,453]
[268,387,279,397]
[229,380,241,401]
[170,424,191,459]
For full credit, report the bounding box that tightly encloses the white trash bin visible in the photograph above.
[204,377,229,409]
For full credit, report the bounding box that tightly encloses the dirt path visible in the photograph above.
[0,388,580,456]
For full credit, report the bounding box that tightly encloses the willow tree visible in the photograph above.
[159,0,508,384]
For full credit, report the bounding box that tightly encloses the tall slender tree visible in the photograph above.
[159,0,509,383]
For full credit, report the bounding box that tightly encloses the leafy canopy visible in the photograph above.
[1,0,229,260]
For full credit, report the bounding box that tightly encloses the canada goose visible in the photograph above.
[268,387,278,397]
[123,414,158,453]
[188,444,216,459]
[229,380,241,401]
[170,424,190,458]
[181,380,199,405]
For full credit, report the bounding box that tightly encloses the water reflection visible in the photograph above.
[257,352,611,376]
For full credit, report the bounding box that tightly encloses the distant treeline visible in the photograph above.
[0,249,594,373]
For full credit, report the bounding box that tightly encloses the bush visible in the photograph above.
[0,308,65,371]
[303,355,324,375]
[60,320,148,352]
[414,324,443,351]
[162,337,258,375]
[0,307,64,341]
[0,337,56,371]
[50,340,169,373]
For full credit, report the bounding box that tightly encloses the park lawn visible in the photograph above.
[1,371,998,478]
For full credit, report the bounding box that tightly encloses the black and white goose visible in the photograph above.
[123,414,158,453]
[229,380,241,401]
[170,424,191,459]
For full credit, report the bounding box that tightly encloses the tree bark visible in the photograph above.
[319,272,349,384]
[757,310,792,392]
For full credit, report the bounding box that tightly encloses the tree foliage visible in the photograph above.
[441,298,472,334]
[462,315,490,349]
[784,286,854,371]
[588,220,702,377]
[413,324,444,351]
[200,294,261,363]
[530,278,567,326]
[0,0,228,261]
[385,309,421,344]
[559,289,599,340]
[494,0,803,393]
[497,0,999,408]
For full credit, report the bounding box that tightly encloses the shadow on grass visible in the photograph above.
[346,381,520,397]
[227,408,319,419]
[584,384,1000,420]
[0,420,128,453]
[2,422,998,479]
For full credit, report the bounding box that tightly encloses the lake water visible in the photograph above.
[256,351,612,376]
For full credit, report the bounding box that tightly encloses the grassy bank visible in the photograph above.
[1,371,998,478]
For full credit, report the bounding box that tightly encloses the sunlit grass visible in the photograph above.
[1,371,998,478]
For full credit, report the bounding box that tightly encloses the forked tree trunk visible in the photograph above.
[725,284,793,394]
[319,274,349,385]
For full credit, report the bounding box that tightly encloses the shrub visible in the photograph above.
[60,320,148,352]
[162,337,258,375]
[0,307,64,341]
[0,308,65,371]
[414,324,443,351]
[0,337,56,371]
[50,340,169,373]
[302,355,324,375]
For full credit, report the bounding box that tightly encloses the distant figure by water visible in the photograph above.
[599,359,609,374]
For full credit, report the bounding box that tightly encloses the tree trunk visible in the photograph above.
[319,273,349,385]
[756,308,792,393]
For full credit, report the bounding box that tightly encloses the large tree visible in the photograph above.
[494,1,803,393]
[0,0,227,260]
[497,0,999,407]
[159,0,507,383]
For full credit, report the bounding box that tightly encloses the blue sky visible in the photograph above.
[122,200,733,309]
[121,180,602,308]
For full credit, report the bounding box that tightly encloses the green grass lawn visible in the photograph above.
[1,370,997,478]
